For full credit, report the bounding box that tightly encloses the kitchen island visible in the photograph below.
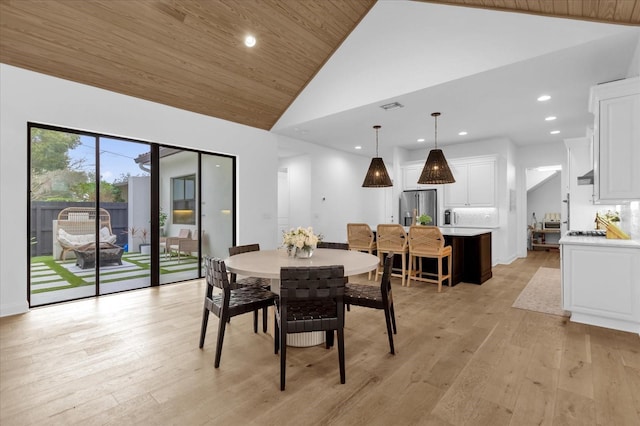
[398,226,493,285]
[560,234,640,334]
[439,227,493,285]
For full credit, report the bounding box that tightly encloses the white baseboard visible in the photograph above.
[0,300,29,317]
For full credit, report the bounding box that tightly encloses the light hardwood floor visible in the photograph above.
[1,251,639,425]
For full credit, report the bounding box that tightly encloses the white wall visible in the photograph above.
[0,64,278,317]
[277,135,385,243]
[527,172,562,226]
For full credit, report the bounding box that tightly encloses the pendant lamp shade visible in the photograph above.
[362,125,393,187]
[418,112,455,184]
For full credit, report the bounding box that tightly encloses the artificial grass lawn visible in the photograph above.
[30,253,199,293]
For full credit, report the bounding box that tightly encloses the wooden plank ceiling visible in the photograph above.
[1,0,638,131]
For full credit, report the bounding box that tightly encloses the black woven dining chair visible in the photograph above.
[317,241,350,250]
[275,265,346,391]
[228,243,271,332]
[344,253,397,354]
[199,256,277,368]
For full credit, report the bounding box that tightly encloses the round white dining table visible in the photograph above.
[225,248,379,281]
[224,248,379,347]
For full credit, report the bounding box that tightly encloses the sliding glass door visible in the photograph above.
[29,124,236,306]
[98,137,151,295]
[29,128,98,305]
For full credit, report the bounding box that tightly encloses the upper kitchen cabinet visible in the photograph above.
[444,156,496,207]
[401,163,438,190]
[590,77,640,202]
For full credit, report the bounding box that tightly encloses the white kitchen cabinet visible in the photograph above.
[444,157,495,207]
[561,239,640,334]
[590,77,640,202]
[401,163,439,191]
[402,165,422,190]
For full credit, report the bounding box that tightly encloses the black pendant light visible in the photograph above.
[362,125,393,187]
[418,112,455,184]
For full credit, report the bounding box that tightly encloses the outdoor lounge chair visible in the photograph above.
[56,207,117,260]
[169,230,202,262]
[160,228,191,258]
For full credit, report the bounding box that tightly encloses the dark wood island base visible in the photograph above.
[443,231,492,285]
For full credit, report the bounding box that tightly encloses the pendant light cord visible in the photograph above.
[374,125,381,156]
[431,112,440,149]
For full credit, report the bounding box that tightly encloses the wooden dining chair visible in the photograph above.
[376,224,409,286]
[275,265,346,391]
[228,243,271,332]
[344,253,396,354]
[408,226,452,292]
[347,223,376,280]
[199,257,277,368]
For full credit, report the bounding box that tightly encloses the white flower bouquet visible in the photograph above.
[282,226,321,258]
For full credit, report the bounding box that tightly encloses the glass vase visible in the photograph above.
[295,247,314,258]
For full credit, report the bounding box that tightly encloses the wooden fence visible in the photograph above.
[30,202,128,257]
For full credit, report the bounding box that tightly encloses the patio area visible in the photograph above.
[30,251,200,305]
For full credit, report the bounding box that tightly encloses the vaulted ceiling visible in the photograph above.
[1,0,638,133]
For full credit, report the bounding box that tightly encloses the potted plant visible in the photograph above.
[418,214,433,225]
[124,227,150,254]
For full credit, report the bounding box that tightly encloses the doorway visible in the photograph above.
[525,165,562,253]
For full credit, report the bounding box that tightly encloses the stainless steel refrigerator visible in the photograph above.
[399,189,438,226]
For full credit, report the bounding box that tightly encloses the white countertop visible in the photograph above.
[400,226,493,237]
[439,224,500,229]
[559,235,640,249]
[439,227,493,237]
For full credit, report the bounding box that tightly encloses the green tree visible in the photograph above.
[30,128,81,174]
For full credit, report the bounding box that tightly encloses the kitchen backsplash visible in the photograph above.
[450,208,499,227]
[620,201,640,240]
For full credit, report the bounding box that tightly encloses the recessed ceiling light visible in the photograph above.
[550,130,560,134]
[458,131,468,136]
[545,116,557,121]
[355,146,362,150]
[244,35,256,47]
[537,95,551,102]
[417,138,425,142]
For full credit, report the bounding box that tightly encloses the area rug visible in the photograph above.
[512,267,569,317]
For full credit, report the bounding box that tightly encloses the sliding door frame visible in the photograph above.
[27,123,236,306]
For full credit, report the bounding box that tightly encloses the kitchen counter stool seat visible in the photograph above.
[347,223,377,280]
[376,224,409,287]
[408,226,452,292]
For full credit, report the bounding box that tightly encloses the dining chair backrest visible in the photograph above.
[229,243,261,256]
[205,255,231,292]
[280,265,345,305]
[277,265,347,390]
[376,224,408,252]
[409,226,445,254]
[317,241,349,250]
[228,244,261,285]
[347,223,375,250]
